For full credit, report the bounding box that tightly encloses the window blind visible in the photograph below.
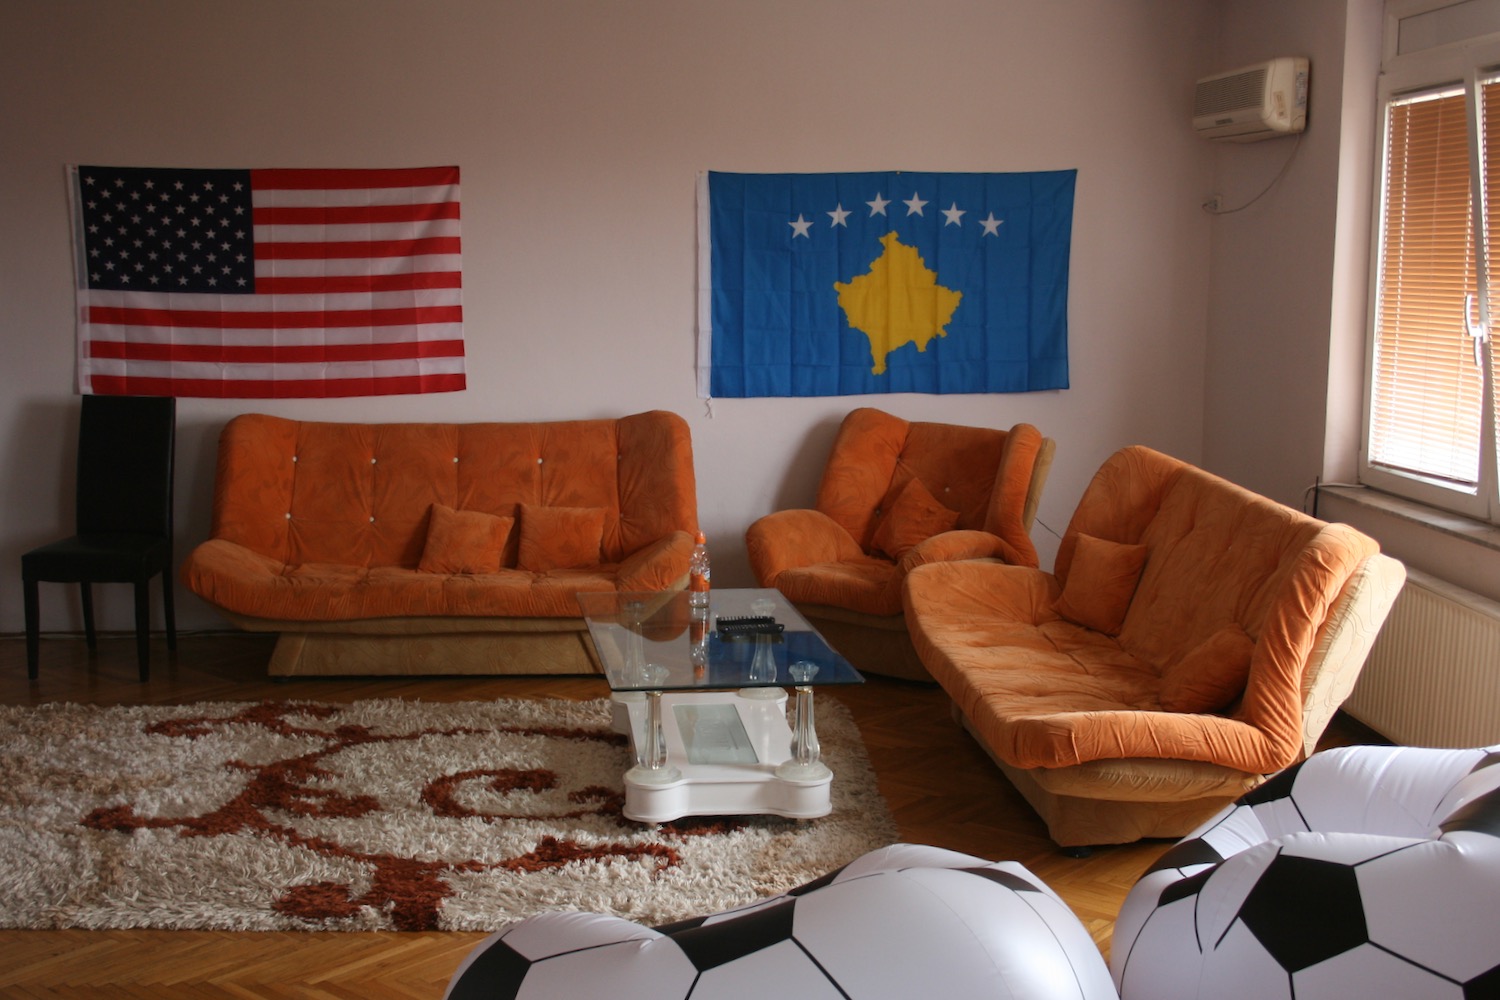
[1370,87,1484,486]
[1484,78,1500,472]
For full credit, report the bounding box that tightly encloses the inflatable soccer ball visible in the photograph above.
[446,843,1117,1000]
[1111,744,1500,999]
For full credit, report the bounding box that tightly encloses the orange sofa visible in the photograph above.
[904,445,1406,848]
[745,407,1054,681]
[181,410,698,676]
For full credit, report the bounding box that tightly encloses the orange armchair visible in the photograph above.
[746,408,1054,680]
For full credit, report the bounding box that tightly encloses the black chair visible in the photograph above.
[22,395,177,681]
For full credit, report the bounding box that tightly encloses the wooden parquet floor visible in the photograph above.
[0,631,1385,999]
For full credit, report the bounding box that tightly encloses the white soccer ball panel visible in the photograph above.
[1111,897,1203,1000]
[833,842,987,879]
[1200,921,1296,1000]
[792,867,1112,1000]
[1195,805,1277,858]
[503,910,659,960]
[1284,746,1483,836]
[907,865,1113,1000]
[516,937,699,1000]
[1358,834,1500,982]
[1274,830,1425,866]
[789,873,991,998]
[1293,943,1464,1000]
[689,939,845,999]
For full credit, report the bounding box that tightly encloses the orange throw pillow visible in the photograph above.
[1053,533,1147,635]
[518,504,607,571]
[418,504,513,575]
[1160,624,1256,713]
[870,478,960,560]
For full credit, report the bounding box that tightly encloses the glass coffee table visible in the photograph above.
[575,588,865,823]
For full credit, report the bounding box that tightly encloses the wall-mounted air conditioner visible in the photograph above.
[1192,57,1308,142]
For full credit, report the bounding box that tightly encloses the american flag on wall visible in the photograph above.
[69,165,464,398]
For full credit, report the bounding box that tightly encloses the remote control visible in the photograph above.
[714,615,785,638]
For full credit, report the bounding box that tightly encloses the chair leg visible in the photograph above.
[80,583,96,651]
[162,571,177,652]
[133,580,151,682]
[23,577,40,680]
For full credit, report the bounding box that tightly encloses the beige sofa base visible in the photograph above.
[955,705,1263,848]
[222,612,604,677]
[794,604,934,683]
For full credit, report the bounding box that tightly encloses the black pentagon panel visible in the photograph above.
[653,913,710,935]
[960,866,1043,893]
[1464,960,1500,999]
[1441,786,1500,839]
[1239,762,1305,806]
[1237,855,1368,972]
[667,898,796,972]
[1159,866,1214,907]
[1147,836,1226,877]
[445,938,532,1000]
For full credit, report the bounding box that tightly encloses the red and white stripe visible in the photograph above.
[77,166,465,398]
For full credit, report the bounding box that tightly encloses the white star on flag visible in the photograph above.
[942,203,966,226]
[904,192,928,216]
[980,212,1005,236]
[789,214,813,238]
[828,204,851,227]
[866,193,890,216]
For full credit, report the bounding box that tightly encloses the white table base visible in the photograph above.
[610,689,833,824]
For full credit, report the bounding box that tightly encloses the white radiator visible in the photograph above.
[1343,568,1500,747]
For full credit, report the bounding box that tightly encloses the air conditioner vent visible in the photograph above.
[1194,67,1268,117]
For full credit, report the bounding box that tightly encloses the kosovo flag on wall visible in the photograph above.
[697,170,1075,397]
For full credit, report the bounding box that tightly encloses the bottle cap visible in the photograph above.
[695,531,706,544]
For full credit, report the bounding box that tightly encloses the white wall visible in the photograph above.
[1,0,1221,632]
[1201,0,1356,503]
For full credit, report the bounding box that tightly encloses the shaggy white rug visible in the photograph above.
[0,696,896,932]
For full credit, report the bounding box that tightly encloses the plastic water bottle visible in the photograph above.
[688,531,710,608]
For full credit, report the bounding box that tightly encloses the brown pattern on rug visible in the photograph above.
[0,697,896,932]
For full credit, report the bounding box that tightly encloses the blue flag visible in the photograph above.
[697,170,1074,397]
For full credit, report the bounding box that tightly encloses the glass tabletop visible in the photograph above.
[576,588,866,692]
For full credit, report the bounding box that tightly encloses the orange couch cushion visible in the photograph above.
[1159,624,1255,713]
[418,504,513,575]
[518,504,606,571]
[1051,533,1146,635]
[870,478,960,560]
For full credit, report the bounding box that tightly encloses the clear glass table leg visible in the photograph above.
[626,667,680,785]
[776,661,832,781]
[789,683,821,767]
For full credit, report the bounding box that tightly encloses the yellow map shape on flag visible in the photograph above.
[834,231,963,375]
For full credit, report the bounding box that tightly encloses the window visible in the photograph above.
[1364,7,1500,522]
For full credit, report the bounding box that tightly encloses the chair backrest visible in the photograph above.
[75,394,176,537]
[209,409,697,568]
[814,407,1051,565]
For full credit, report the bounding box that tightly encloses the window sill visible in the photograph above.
[1315,484,1500,554]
